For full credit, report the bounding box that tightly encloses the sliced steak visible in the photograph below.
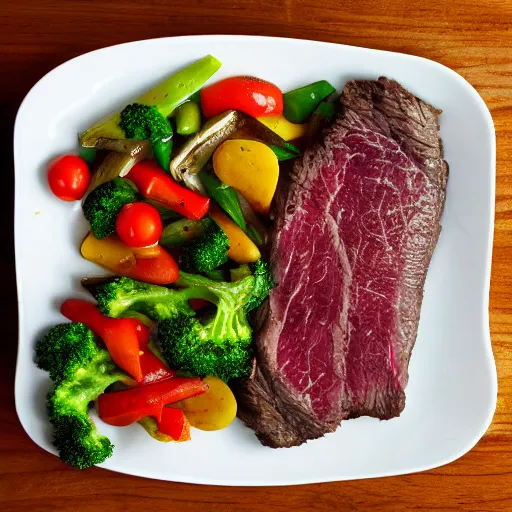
[235,77,449,447]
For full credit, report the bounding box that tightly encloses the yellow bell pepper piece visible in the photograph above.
[132,244,161,259]
[209,207,260,263]
[213,139,279,215]
[257,115,308,141]
[81,232,136,272]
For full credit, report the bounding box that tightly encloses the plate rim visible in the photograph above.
[13,34,498,486]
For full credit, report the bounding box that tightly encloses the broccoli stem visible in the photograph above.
[50,351,127,415]
[90,278,217,321]
[89,272,256,323]
[208,306,248,341]
[175,271,255,305]
[176,271,255,341]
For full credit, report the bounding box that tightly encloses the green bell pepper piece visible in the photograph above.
[283,80,336,124]
[153,137,173,172]
[79,147,97,166]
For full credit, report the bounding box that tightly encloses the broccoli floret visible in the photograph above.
[180,220,229,273]
[119,103,172,144]
[159,271,256,380]
[36,323,128,469]
[119,104,173,171]
[48,407,113,470]
[157,315,252,381]
[245,259,275,313]
[229,260,273,311]
[84,267,273,381]
[82,177,138,239]
[35,323,97,382]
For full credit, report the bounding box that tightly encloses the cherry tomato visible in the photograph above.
[116,202,163,248]
[200,76,283,118]
[47,155,91,201]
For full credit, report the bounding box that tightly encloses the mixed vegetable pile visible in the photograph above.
[40,55,337,469]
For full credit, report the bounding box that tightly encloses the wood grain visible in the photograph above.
[1,0,511,509]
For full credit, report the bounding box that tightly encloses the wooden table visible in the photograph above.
[1,0,511,509]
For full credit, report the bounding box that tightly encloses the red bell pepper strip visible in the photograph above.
[97,377,208,427]
[128,318,176,384]
[158,408,191,441]
[127,161,210,220]
[60,299,174,384]
[123,317,151,345]
[200,76,284,118]
[61,299,142,382]
[139,353,175,384]
[128,244,179,285]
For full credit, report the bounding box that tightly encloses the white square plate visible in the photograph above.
[14,35,497,485]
